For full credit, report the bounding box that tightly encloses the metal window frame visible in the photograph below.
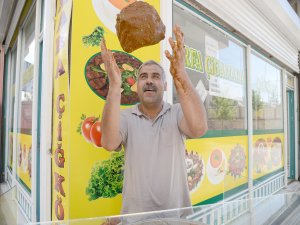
[4,0,26,53]
[3,44,18,182]
[294,75,299,180]
[39,0,54,222]
[284,71,299,182]
[3,49,12,182]
[283,69,288,186]
[9,0,44,222]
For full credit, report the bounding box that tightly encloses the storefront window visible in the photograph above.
[251,52,283,131]
[251,52,284,180]
[173,6,247,133]
[16,11,36,191]
[6,48,17,171]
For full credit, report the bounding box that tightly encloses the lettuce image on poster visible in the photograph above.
[82,26,105,47]
[86,151,124,200]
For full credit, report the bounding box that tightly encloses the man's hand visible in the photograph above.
[165,25,208,138]
[165,25,189,95]
[101,38,122,89]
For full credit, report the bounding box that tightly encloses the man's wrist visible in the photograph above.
[108,85,122,96]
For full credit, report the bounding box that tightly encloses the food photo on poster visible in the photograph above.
[77,114,102,148]
[250,134,284,182]
[227,144,246,179]
[86,151,124,200]
[253,138,269,173]
[82,26,105,47]
[185,150,205,192]
[84,50,142,105]
[206,148,226,185]
[271,137,283,167]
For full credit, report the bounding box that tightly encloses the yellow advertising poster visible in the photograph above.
[51,0,72,221]
[252,133,284,180]
[186,133,284,204]
[16,133,32,192]
[70,0,161,219]
[186,135,248,204]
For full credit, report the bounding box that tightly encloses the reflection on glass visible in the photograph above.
[16,11,36,192]
[251,52,283,130]
[250,53,284,181]
[27,193,300,225]
[173,5,246,131]
[7,48,17,171]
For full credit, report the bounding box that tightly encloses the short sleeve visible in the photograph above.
[119,111,128,146]
[174,103,188,139]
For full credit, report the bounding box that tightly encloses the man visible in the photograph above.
[101,25,208,220]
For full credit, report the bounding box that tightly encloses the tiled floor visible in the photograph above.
[0,185,17,225]
[0,181,10,195]
[0,182,27,225]
[280,180,300,193]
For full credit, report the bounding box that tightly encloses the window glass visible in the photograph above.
[251,52,284,180]
[251,52,283,130]
[7,48,17,171]
[173,6,247,132]
[16,10,36,191]
[19,13,35,134]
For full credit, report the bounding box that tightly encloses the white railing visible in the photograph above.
[5,169,31,223]
[16,183,31,222]
[188,172,285,225]
[252,172,285,206]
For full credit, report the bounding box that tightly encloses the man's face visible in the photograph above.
[137,64,166,105]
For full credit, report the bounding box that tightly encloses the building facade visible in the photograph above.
[0,0,300,223]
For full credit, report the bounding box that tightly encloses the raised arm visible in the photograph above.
[165,25,208,138]
[100,39,123,151]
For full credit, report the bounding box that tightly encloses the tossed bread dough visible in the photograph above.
[116,1,166,53]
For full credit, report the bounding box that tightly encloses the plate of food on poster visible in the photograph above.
[206,148,226,184]
[185,150,205,192]
[271,137,283,167]
[253,138,269,173]
[228,144,246,179]
[85,51,142,105]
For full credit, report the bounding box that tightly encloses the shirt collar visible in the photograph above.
[131,102,171,118]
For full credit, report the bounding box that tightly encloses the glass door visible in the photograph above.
[287,89,295,179]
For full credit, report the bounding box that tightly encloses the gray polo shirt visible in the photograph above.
[119,102,191,218]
